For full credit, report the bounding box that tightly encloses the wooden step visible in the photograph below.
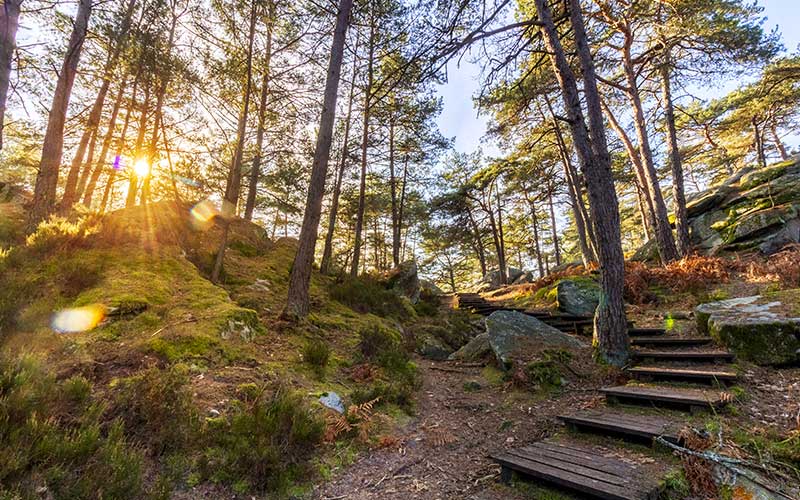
[631,337,712,347]
[602,385,731,413]
[628,328,666,337]
[628,366,737,385]
[491,441,663,500]
[558,409,680,445]
[632,350,734,363]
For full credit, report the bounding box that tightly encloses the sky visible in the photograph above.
[434,0,800,159]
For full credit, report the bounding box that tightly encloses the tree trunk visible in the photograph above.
[547,97,595,264]
[621,32,677,263]
[771,123,788,160]
[466,206,486,276]
[350,13,375,278]
[320,36,358,275]
[525,191,545,278]
[28,0,92,230]
[388,116,400,267]
[494,182,507,283]
[660,56,691,257]
[752,116,766,168]
[397,154,408,260]
[244,0,275,220]
[535,0,628,366]
[61,0,137,209]
[601,100,657,242]
[283,0,353,317]
[126,77,151,208]
[547,185,561,267]
[211,0,258,284]
[100,68,140,212]
[83,76,128,206]
[0,0,22,150]
[141,10,177,206]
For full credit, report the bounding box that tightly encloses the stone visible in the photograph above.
[485,310,586,369]
[512,271,537,284]
[555,279,600,316]
[319,391,345,413]
[480,267,522,288]
[728,204,799,243]
[417,333,452,360]
[696,291,800,365]
[419,279,444,295]
[384,260,421,303]
[448,333,492,362]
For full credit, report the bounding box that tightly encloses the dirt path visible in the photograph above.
[314,358,601,499]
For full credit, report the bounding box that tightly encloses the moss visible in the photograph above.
[710,319,800,365]
[738,159,797,190]
[147,335,243,365]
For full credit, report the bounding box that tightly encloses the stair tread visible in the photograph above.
[558,409,681,443]
[602,385,732,407]
[629,366,737,380]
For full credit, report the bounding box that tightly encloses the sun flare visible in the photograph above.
[133,158,151,177]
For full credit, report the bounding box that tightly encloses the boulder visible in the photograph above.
[448,332,492,362]
[696,291,800,365]
[419,279,444,295]
[480,267,522,288]
[512,271,537,284]
[385,260,420,303]
[417,333,452,360]
[485,310,586,368]
[556,279,600,316]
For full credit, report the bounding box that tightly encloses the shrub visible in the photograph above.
[109,366,199,455]
[354,324,420,411]
[0,356,144,498]
[302,338,331,377]
[358,324,400,361]
[624,256,731,304]
[199,387,324,493]
[330,276,409,318]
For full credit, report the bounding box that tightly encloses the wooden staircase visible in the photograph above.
[489,303,739,499]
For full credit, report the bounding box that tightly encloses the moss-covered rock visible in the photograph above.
[696,291,800,365]
[555,278,600,316]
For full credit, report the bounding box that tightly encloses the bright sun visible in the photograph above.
[133,158,151,177]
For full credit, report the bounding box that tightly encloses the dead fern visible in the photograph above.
[679,428,719,499]
[423,424,457,447]
[324,397,380,443]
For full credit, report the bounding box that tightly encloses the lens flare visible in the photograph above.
[133,158,150,177]
[190,199,220,230]
[51,304,106,333]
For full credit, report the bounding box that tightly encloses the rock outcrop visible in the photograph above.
[684,158,800,255]
[448,332,492,362]
[485,310,586,369]
[384,260,420,303]
[555,279,600,316]
[696,290,800,365]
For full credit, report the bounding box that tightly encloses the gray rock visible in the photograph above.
[385,260,421,303]
[480,267,522,288]
[696,292,800,365]
[448,333,492,362]
[556,279,600,316]
[419,279,444,295]
[512,271,537,284]
[319,392,345,413]
[485,310,586,369]
[417,333,452,360]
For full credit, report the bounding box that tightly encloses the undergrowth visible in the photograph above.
[330,276,412,319]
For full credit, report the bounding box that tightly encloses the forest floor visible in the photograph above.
[316,356,625,500]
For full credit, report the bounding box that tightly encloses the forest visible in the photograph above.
[0,0,799,498]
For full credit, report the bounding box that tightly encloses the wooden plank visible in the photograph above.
[628,328,666,337]
[558,410,680,444]
[632,350,734,362]
[628,366,737,383]
[631,337,712,347]
[491,442,661,500]
[602,385,730,409]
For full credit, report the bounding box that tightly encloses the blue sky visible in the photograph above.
[435,0,800,158]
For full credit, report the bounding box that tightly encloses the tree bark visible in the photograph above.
[494,182,507,282]
[61,0,137,209]
[211,0,258,284]
[350,10,375,278]
[397,154,408,260]
[0,0,22,150]
[283,0,353,317]
[535,0,628,366]
[320,36,358,275]
[29,0,92,230]
[465,206,486,276]
[83,76,128,206]
[660,55,691,257]
[244,0,275,220]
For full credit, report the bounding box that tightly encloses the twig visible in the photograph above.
[429,366,471,374]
